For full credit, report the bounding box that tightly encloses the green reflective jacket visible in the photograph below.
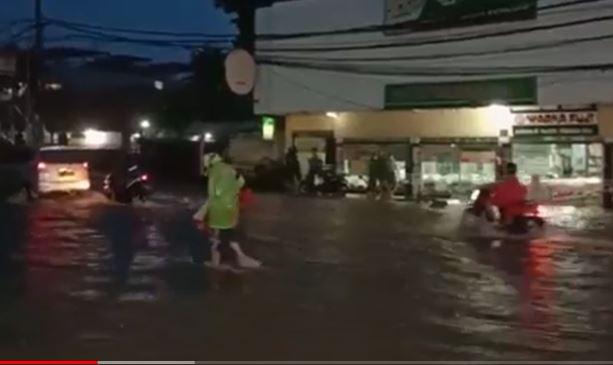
[207,161,244,230]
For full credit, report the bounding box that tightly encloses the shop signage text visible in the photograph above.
[514,111,597,126]
[385,77,537,109]
[385,0,536,32]
[513,125,599,137]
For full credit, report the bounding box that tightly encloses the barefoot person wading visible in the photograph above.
[201,153,260,270]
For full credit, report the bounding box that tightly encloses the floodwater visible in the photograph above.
[1,192,613,361]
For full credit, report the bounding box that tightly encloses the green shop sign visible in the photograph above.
[385,0,537,31]
[385,77,537,109]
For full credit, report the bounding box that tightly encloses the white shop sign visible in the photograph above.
[514,111,597,126]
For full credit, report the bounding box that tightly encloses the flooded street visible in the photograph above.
[2,192,613,360]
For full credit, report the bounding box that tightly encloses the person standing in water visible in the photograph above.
[203,153,260,270]
[204,153,244,268]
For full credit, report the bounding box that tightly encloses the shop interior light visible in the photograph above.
[326,112,340,119]
[487,103,513,129]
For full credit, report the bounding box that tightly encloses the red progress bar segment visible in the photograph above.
[0,361,97,365]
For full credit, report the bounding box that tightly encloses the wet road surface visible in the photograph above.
[1,192,613,360]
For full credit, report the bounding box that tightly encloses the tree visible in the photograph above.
[191,47,251,121]
[214,0,293,51]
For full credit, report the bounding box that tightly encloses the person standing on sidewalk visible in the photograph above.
[306,148,324,191]
[285,146,301,192]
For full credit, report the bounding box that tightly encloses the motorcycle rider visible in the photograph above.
[489,162,528,226]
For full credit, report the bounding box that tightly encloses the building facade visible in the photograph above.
[254,0,613,202]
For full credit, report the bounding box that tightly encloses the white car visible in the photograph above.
[37,147,91,194]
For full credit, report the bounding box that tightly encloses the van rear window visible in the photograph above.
[39,150,86,163]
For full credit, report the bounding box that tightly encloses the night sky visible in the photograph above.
[0,0,236,62]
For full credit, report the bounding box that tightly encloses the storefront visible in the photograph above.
[284,106,612,203]
[418,138,499,198]
[339,140,409,192]
[286,108,509,198]
[511,109,603,202]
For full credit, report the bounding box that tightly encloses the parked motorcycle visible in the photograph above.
[299,166,347,197]
[467,185,545,235]
[104,165,152,203]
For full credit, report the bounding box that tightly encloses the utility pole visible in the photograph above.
[35,0,43,53]
[27,0,44,147]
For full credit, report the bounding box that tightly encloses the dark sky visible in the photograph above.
[0,0,236,62]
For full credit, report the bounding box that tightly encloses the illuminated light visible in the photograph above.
[45,82,63,91]
[326,112,340,119]
[141,174,149,182]
[140,119,151,129]
[130,132,141,141]
[37,162,47,170]
[204,132,214,142]
[487,103,513,130]
[262,116,275,141]
[154,80,164,90]
[83,129,107,146]
[190,135,201,142]
[83,162,89,169]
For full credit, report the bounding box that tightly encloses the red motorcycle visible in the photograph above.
[467,186,545,234]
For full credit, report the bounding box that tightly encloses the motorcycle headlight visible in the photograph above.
[470,189,480,202]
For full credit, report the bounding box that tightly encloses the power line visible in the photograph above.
[270,69,375,109]
[255,0,609,42]
[45,34,232,51]
[261,59,613,78]
[0,24,37,45]
[257,2,613,51]
[259,12,613,53]
[258,31,613,63]
[49,23,234,49]
[45,17,236,39]
[29,0,606,49]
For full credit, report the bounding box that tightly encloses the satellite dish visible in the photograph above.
[225,49,256,95]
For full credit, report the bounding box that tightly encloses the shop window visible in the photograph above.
[460,151,496,186]
[514,143,603,183]
[420,145,495,197]
[341,143,407,192]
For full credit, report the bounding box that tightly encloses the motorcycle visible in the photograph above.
[299,166,347,197]
[466,185,545,235]
[104,165,153,203]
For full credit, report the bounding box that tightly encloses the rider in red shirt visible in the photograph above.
[489,162,529,224]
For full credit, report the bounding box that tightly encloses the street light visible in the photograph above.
[140,119,151,129]
[154,80,164,91]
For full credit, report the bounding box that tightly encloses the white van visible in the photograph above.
[37,146,91,194]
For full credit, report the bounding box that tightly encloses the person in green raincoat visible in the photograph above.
[204,153,245,266]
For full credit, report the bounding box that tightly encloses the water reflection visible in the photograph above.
[468,238,609,357]
[96,204,146,286]
[0,202,27,300]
